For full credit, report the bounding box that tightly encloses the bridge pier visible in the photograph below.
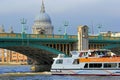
[31,65,51,72]
[78,25,88,51]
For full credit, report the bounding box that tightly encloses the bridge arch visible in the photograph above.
[0,42,65,65]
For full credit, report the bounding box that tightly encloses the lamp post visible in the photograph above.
[64,21,69,38]
[20,18,27,38]
[64,21,68,34]
[98,24,102,34]
[58,27,62,35]
[20,18,27,45]
[97,24,103,40]
[21,18,27,33]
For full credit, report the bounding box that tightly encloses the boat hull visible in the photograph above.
[51,69,120,76]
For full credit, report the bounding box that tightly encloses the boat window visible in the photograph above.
[89,52,95,57]
[96,51,108,56]
[84,63,88,68]
[79,52,83,57]
[79,52,87,57]
[104,63,117,68]
[96,51,103,55]
[102,51,107,55]
[84,52,88,56]
[73,59,79,64]
[97,51,101,55]
[89,63,102,68]
[56,59,63,64]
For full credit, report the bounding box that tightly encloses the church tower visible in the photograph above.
[32,0,54,34]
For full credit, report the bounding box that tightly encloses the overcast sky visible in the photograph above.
[0,0,120,34]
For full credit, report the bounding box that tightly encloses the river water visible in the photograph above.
[0,65,120,80]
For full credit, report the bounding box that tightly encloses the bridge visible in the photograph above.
[0,33,120,71]
[89,34,120,49]
[0,33,78,71]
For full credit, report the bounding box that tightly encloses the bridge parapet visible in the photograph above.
[0,33,78,39]
[89,35,120,41]
[1,33,120,43]
[1,33,120,42]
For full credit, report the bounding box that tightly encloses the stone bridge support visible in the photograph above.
[77,25,89,51]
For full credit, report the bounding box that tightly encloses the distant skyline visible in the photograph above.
[0,0,120,35]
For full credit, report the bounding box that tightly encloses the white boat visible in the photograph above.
[51,49,120,76]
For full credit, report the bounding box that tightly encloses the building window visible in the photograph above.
[73,59,79,64]
[12,60,16,62]
[20,60,23,62]
[56,59,63,64]
[84,28,86,33]
[13,56,16,58]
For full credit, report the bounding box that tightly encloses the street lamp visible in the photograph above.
[64,21,69,35]
[20,18,27,45]
[20,18,27,34]
[58,27,62,35]
[98,24,102,34]
[63,21,69,38]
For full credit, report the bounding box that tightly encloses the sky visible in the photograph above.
[0,0,120,35]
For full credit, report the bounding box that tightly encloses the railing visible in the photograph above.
[0,33,78,39]
[0,33,120,41]
[89,35,120,41]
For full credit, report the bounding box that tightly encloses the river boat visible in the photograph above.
[51,49,120,76]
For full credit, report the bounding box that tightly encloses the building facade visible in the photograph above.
[100,31,120,37]
[0,49,28,65]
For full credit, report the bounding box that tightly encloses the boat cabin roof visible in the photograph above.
[70,49,115,58]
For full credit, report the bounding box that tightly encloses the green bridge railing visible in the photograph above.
[0,33,78,39]
[0,33,120,42]
[89,35,120,41]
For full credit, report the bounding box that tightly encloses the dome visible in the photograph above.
[32,0,54,34]
[35,12,51,23]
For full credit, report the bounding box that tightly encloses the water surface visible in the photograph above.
[0,65,120,80]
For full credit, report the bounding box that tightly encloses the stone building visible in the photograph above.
[100,31,120,37]
[8,26,14,33]
[78,25,89,51]
[0,49,28,65]
[0,25,5,33]
[32,1,54,34]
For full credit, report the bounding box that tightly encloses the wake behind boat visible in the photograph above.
[51,49,120,76]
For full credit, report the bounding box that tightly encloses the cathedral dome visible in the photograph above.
[35,12,51,23]
[32,0,54,34]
